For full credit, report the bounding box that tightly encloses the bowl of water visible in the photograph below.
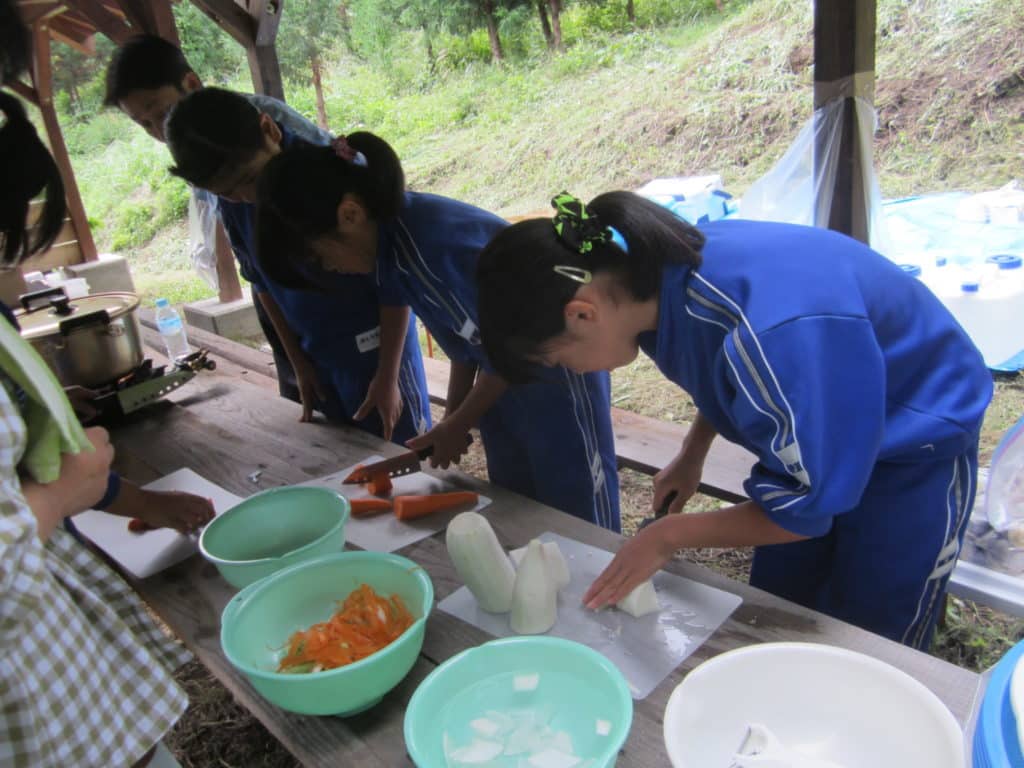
[404,636,632,768]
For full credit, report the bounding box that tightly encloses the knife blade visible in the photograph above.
[637,490,679,531]
[342,447,433,484]
[341,434,473,484]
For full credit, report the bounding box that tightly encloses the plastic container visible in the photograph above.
[973,637,1024,768]
[220,551,432,716]
[986,415,1024,535]
[405,636,633,768]
[199,486,349,588]
[154,297,191,360]
[915,254,1024,368]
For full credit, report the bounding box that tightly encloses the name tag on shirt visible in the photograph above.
[356,326,381,353]
[458,317,480,344]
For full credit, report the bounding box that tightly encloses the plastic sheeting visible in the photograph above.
[738,93,891,255]
[188,188,220,291]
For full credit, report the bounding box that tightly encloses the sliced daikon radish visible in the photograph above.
[615,579,660,617]
[470,718,501,738]
[511,540,558,634]
[528,748,582,768]
[447,511,517,613]
[447,738,504,765]
[514,672,540,691]
[510,541,571,590]
[595,719,611,736]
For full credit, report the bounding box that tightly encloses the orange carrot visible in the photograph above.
[350,498,393,518]
[365,472,393,497]
[393,491,479,521]
[127,517,152,533]
[277,583,413,672]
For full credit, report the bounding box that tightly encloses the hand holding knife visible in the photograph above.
[342,434,474,484]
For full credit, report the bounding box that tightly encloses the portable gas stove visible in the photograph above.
[87,348,216,422]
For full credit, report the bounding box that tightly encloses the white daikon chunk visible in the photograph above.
[615,579,660,618]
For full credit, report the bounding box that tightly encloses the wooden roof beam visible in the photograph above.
[189,0,254,47]
[118,0,179,43]
[48,15,96,51]
[6,78,39,105]
[65,0,134,43]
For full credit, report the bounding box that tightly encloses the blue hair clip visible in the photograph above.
[608,226,629,253]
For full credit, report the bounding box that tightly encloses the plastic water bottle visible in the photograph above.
[154,298,191,360]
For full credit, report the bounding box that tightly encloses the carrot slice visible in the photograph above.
[393,491,479,521]
[277,583,414,672]
[350,498,393,518]
[365,472,393,497]
[127,517,152,533]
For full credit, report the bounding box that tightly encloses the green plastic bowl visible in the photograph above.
[220,551,433,716]
[199,486,348,588]
[405,636,633,767]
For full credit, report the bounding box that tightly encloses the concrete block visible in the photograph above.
[183,291,261,339]
[65,253,136,294]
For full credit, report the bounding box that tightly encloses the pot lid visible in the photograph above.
[17,291,140,339]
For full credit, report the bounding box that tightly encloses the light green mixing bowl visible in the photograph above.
[220,551,433,716]
[405,636,633,767]
[199,486,348,588]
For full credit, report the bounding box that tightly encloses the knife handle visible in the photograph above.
[416,432,474,460]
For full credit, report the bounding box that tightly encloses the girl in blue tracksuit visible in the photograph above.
[254,135,621,530]
[475,191,992,649]
[165,89,430,444]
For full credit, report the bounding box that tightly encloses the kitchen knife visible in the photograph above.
[637,490,679,531]
[342,435,473,484]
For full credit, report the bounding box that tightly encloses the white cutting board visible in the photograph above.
[439,532,743,700]
[73,468,243,579]
[300,456,490,553]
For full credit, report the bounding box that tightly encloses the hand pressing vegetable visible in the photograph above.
[393,491,478,521]
[349,498,393,518]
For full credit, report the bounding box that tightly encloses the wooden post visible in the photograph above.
[246,0,284,98]
[813,0,875,243]
[31,23,98,262]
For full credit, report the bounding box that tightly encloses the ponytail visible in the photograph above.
[255,131,405,289]
[476,190,703,383]
[0,91,66,267]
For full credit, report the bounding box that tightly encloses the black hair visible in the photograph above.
[1,0,30,84]
[255,132,405,290]
[165,87,264,189]
[0,91,66,267]
[104,34,192,107]
[476,191,705,383]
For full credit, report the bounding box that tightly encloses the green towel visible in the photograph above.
[0,315,90,483]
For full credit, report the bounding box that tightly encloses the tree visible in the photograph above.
[174,1,244,85]
[535,0,554,50]
[545,0,564,53]
[277,0,345,129]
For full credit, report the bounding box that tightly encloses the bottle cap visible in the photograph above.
[961,281,980,293]
[155,297,169,307]
[986,254,1023,270]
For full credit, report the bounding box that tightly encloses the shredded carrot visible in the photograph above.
[276,583,414,673]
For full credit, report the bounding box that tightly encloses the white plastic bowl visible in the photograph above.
[663,642,964,768]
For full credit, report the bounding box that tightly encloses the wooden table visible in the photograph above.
[109,343,981,767]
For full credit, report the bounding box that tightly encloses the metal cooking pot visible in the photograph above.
[17,287,144,388]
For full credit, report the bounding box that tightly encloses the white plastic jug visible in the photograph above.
[915,254,1024,368]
